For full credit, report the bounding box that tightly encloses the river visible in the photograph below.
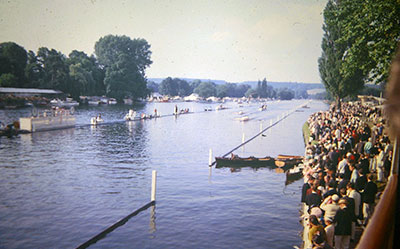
[0,99,328,249]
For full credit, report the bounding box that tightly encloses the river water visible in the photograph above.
[0,100,328,249]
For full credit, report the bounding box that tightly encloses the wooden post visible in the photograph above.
[151,170,157,202]
[209,149,213,166]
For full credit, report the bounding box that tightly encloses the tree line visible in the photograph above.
[319,0,400,106]
[1,34,306,101]
[0,35,152,101]
[154,77,305,100]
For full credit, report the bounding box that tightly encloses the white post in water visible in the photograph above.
[151,170,157,202]
[242,133,245,143]
[270,120,272,126]
[260,122,263,132]
[209,148,213,166]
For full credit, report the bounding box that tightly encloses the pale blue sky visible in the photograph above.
[0,0,328,83]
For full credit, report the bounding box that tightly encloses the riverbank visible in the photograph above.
[300,100,390,248]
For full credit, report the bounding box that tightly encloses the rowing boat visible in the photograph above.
[215,156,275,168]
[274,154,303,170]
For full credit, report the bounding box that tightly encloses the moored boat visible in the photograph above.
[215,155,275,168]
[285,164,304,185]
[19,107,76,132]
[274,154,303,170]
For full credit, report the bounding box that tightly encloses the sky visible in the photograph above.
[0,0,328,83]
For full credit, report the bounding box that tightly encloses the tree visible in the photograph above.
[0,73,18,87]
[25,50,44,88]
[94,35,152,100]
[245,88,257,98]
[36,47,70,92]
[67,50,105,98]
[318,0,364,108]
[338,0,400,86]
[256,78,268,98]
[277,88,295,100]
[147,81,159,93]
[193,82,216,98]
[0,42,28,87]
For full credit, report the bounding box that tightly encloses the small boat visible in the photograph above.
[124,109,137,121]
[274,155,303,170]
[285,164,304,185]
[259,104,267,111]
[50,98,79,107]
[236,116,249,122]
[108,98,117,105]
[91,115,103,125]
[215,104,227,110]
[215,155,275,168]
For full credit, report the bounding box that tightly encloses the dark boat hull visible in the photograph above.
[215,156,275,168]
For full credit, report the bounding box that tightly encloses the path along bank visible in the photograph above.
[299,100,391,249]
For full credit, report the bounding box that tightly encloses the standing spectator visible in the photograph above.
[346,183,361,241]
[324,217,335,248]
[334,199,352,249]
[302,176,315,203]
[362,174,378,226]
[308,215,327,248]
[320,194,340,223]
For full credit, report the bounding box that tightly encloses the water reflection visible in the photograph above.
[149,205,156,235]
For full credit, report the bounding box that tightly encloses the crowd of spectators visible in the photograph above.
[300,101,392,249]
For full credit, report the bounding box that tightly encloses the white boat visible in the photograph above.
[50,98,79,107]
[236,116,249,122]
[91,115,104,125]
[88,100,100,105]
[108,98,117,104]
[19,107,76,132]
[216,104,227,110]
[124,110,137,121]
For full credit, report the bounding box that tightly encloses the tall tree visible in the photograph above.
[95,35,152,100]
[36,47,70,92]
[67,50,105,97]
[318,0,364,107]
[25,50,44,88]
[338,0,400,86]
[0,42,28,87]
[193,82,216,98]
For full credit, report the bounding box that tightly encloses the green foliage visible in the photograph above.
[0,42,27,87]
[94,35,152,100]
[277,88,295,100]
[0,73,18,87]
[25,50,44,88]
[319,0,365,105]
[36,47,70,92]
[193,82,216,98]
[245,88,257,98]
[256,78,269,98]
[67,50,105,98]
[319,0,400,105]
[147,81,159,93]
[159,77,191,96]
[338,0,400,85]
